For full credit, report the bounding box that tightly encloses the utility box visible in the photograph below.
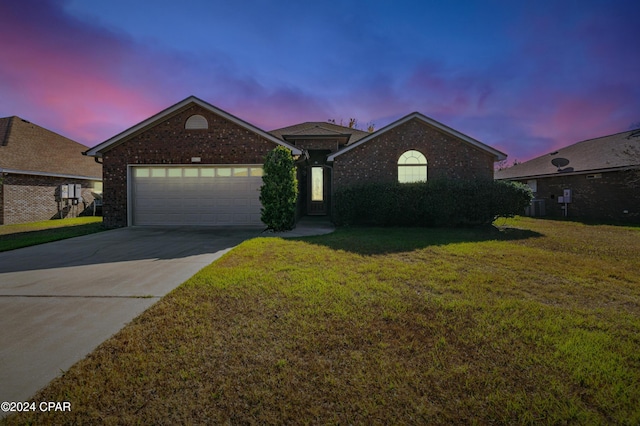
[59,184,82,199]
[525,199,546,217]
[563,189,572,203]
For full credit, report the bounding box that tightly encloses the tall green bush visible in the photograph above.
[333,179,532,227]
[260,146,298,231]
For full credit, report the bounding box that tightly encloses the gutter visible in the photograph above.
[82,150,103,164]
[495,165,639,181]
[0,167,102,181]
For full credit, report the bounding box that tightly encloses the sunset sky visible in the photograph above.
[1,0,638,162]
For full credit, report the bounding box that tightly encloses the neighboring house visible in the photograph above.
[495,129,640,223]
[84,96,506,228]
[0,116,102,225]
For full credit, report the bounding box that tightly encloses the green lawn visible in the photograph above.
[0,217,104,252]
[6,217,640,425]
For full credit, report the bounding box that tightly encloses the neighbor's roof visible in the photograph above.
[270,122,370,144]
[495,129,640,180]
[85,96,302,157]
[0,116,102,179]
[327,112,507,162]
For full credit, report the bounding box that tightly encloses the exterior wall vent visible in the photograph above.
[185,115,208,130]
[586,173,602,179]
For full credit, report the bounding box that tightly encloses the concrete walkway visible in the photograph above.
[0,218,334,408]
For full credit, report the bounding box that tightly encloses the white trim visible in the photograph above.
[327,112,507,162]
[127,166,133,227]
[85,96,302,157]
[0,167,101,181]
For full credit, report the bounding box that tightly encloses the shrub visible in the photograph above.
[260,146,298,231]
[333,179,532,227]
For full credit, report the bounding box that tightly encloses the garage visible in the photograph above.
[129,165,264,226]
[84,97,303,228]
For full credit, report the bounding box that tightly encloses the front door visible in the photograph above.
[307,166,327,215]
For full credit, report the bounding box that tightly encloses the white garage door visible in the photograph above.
[130,166,263,226]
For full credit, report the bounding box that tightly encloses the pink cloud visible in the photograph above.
[1,0,638,165]
[0,2,177,145]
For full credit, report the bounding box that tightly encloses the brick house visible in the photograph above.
[0,116,102,225]
[495,129,640,223]
[85,96,506,228]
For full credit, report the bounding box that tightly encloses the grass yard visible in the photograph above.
[6,217,640,425]
[0,217,104,252]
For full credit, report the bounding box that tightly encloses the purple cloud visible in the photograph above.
[0,0,637,164]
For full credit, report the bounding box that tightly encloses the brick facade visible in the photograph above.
[1,174,100,225]
[516,170,640,223]
[332,118,495,191]
[292,138,340,152]
[92,97,502,228]
[101,105,283,228]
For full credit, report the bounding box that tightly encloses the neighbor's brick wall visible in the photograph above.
[102,105,281,228]
[517,170,640,223]
[332,118,496,191]
[1,174,99,225]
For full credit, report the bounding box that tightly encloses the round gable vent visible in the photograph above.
[185,114,208,130]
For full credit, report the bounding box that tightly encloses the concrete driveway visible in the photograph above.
[0,226,263,406]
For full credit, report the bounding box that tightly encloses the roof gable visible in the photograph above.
[85,96,302,157]
[327,112,506,162]
[0,116,101,179]
[495,129,640,180]
[270,121,369,144]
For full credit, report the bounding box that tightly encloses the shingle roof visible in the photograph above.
[0,116,102,179]
[85,96,302,157]
[269,122,370,144]
[495,129,640,180]
[327,112,507,162]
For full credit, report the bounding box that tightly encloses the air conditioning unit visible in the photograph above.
[525,199,546,217]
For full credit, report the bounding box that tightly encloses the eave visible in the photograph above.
[84,96,302,157]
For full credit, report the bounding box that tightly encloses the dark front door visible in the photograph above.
[307,166,328,215]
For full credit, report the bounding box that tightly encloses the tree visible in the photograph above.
[495,158,521,171]
[259,146,298,231]
[328,118,376,132]
[366,122,375,132]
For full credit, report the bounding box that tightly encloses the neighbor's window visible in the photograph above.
[92,181,103,194]
[398,150,427,183]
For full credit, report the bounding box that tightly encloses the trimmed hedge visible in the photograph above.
[260,146,298,231]
[333,179,532,227]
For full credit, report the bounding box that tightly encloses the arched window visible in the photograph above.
[398,150,427,183]
[185,114,208,130]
